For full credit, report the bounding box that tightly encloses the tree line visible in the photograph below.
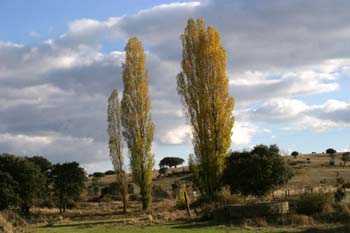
[0,154,85,214]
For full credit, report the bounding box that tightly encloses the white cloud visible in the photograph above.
[0,0,350,170]
[231,123,257,146]
[161,125,191,145]
[244,98,350,131]
[29,31,40,37]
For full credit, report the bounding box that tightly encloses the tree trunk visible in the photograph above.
[21,203,30,215]
[122,192,127,213]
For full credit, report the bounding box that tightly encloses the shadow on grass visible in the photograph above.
[169,220,225,229]
[39,219,125,229]
[302,226,350,233]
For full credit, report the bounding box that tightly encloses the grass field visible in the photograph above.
[30,218,350,233]
[31,219,304,233]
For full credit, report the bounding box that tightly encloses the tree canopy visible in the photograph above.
[159,157,184,168]
[0,154,46,214]
[121,37,154,210]
[49,162,86,213]
[223,145,293,197]
[177,18,234,198]
[108,89,128,213]
[291,151,299,158]
[326,148,337,155]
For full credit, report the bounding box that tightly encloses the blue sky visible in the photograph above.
[0,0,349,172]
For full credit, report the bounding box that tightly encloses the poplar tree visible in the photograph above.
[177,18,235,198]
[121,37,154,210]
[107,89,128,213]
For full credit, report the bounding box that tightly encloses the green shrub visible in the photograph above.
[176,184,188,209]
[127,183,134,194]
[335,188,346,202]
[295,192,333,215]
[100,182,123,201]
[152,185,169,200]
[158,167,168,176]
[104,170,115,175]
[176,192,186,209]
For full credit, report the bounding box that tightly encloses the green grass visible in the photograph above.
[31,220,303,233]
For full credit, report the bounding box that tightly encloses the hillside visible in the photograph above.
[89,152,350,199]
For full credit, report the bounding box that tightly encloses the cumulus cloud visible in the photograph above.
[243,98,350,131]
[1,0,350,171]
[0,133,107,164]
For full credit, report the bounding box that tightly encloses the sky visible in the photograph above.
[0,0,349,173]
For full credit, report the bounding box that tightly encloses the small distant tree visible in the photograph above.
[223,145,293,197]
[49,162,85,213]
[341,152,350,167]
[159,157,185,168]
[326,148,337,158]
[291,151,299,159]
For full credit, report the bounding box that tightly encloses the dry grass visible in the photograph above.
[0,214,13,233]
[278,214,316,226]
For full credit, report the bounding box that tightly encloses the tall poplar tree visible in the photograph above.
[177,18,235,198]
[107,89,128,213]
[121,37,154,210]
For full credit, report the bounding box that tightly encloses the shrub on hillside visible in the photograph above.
[127,183,134,194]
[158,167,168,177]
[295,193,333,215]
[92,172,105,178]
[104,170,115,175]
[176,184,188,209]
[223,145,293,197]
[341,152,350,167]
[152,185,170,200]
[101,182,122,200]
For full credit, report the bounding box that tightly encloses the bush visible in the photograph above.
[92,172,105,178]
[158,167,168,176]
[176,191,186,209]
[213,187,242,205]
[152,185,170,200]
[223,145,293,197]
[127,183,134,194]
[101,182,121,200]
[176,184,188,209]
[104,170,115,175]
[295,193,333,215]
[335,188,346,202]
